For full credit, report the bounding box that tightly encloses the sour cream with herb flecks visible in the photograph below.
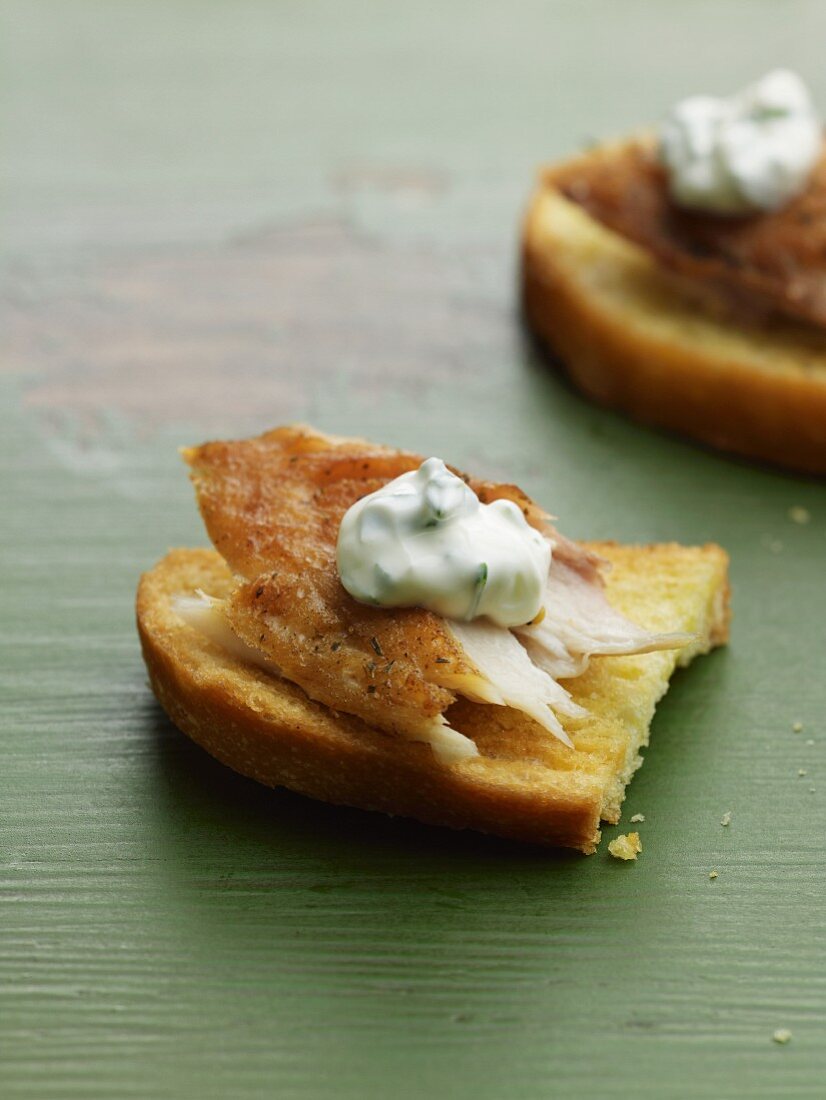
[336,458,550,628]
[660,69,821,215]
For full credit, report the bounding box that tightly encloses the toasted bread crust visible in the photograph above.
[522,180,826,474]
[137,544,729,853]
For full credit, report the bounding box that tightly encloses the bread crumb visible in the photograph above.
[788,506,811,525]
[798,769,807,777]
[793,721,804,732]
[806,739,815,746]
[608,833,641,861]
[721,811,732,827]
[768,539,784,554]
[810,787,817,794]
[709,870,719,880]
[630,813,645,823]
[772,1028,792,1044]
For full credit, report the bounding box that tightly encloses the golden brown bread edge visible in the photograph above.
[137,543,730,854]
[522,170,826,476]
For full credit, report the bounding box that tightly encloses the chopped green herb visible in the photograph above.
[435,657,449,664]
[384,660,395,674]
[370,636,383,657]
[373,563,393,596]
[467,562,488,619]
[751,105,789,122]
[331,641,341,652]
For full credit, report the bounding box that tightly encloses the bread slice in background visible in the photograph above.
[522,167,826,475]
[137,542,729,854]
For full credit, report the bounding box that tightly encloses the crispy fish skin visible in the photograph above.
[183,425,594,746]
[546,136,826,326]
[226,565,473,742]
[184,427,411,581]
[184,425,595,581]
[182,426,691,758]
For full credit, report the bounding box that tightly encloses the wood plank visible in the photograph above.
[3,2,826,1097]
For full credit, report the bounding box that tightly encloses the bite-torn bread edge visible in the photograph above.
[522,179,826,475]
[137,544,730,854]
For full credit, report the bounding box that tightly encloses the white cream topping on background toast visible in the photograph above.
[660,68,820,214]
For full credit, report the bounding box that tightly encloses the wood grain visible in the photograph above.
[3,2,826,1097]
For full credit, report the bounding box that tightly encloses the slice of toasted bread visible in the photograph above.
[522,168,826,475]
[137,542,729,853]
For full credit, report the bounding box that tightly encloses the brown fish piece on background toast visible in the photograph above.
[549,137,826,326]
[137,425,730,852]
[523,137,826,474]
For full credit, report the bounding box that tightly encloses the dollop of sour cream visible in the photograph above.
[336,458,551,628]
[659,69,821,215]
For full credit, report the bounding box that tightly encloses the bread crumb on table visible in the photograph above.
[788,506,811,525]
[721,811,732,827]
[772,1028,792,1044]
[608,833,641,861]
[630,813,645,823]
[798,769,807,777]
[709,870,719,880]
[793,721,804,733]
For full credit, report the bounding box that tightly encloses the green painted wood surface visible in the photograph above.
[2,2,826,1096]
